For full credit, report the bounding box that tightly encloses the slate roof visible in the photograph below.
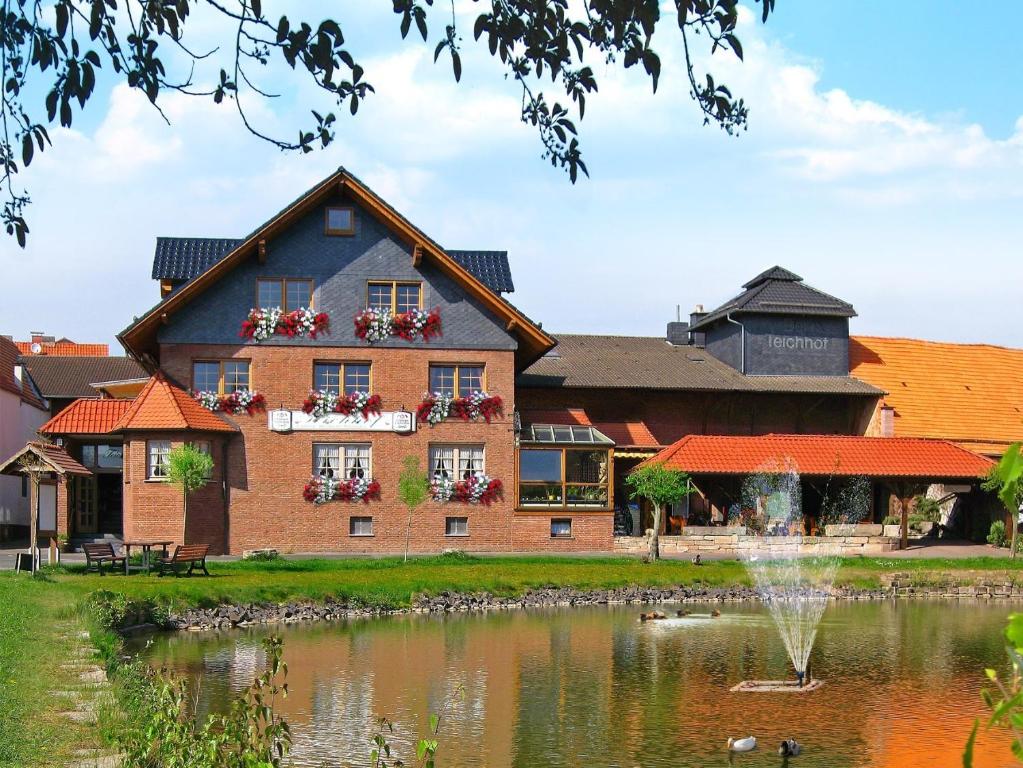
[850,335,1023,456]
[152,241,515,293]
[518,334,883,395]
[446,251,514,293]
[20,356,148,399]
[690,265,856,331]
[151,237,242,281]
[645,434,994,479]
[39,398,134,435]
[112,374,238,433]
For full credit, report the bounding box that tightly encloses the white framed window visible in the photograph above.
[429,445,484,481]
[147,440,171,479]
[314,443,371,479]
[445,517,468,537]
[350,516,373,536]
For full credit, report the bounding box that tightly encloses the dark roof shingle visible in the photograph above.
[153,240,515,293]
[691,265,855,330]
[518,334,883,395]
[20,356,148,399]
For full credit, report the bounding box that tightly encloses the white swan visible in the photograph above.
[728,736,757,753]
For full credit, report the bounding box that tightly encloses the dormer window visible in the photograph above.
[257,278,313,311]
[325,206,355,235]
[367,281,421,314]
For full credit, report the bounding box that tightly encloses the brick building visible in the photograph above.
[26,169,1014,554]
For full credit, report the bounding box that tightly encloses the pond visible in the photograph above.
[135,601,1018,767]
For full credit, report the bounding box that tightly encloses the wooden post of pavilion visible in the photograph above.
[17,455,44,573]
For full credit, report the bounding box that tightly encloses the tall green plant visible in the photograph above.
[965,613,1023,766]
[398,456,430,563]
[165,443,214,544]
[627,462,691,561]
[984,443,1023,559]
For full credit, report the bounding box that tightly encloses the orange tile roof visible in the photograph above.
[519,408,662,447]
[15,341,109,356]
[112,374,238,433]
[646,434,993,479]
[850,336,1023,455]
[39,398,134,435]
[0,337,45,410]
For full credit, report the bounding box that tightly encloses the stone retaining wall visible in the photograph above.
[613,533,898,556]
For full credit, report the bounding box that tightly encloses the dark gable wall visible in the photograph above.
[703,314,849,376]
[158,195,517,351]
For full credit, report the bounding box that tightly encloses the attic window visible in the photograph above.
[325,207,355,235]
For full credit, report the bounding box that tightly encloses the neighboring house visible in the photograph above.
[851,336,1023,458]
[15,332,109,357]
[20,355,148,416]
[0,336,48,540]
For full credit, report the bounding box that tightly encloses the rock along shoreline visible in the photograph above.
[161,575,1023,633]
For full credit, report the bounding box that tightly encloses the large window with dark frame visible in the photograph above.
[313,362,371,395]
[367,281,421,314]
[256,278,313,311]
[428,364,484,398]
[518,448,611,510]
[192,360,250,394]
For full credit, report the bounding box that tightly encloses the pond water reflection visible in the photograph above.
[135,601,1019,767]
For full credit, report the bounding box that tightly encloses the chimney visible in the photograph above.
[880,404,895,437]
[30,331,54,343]
[689,304,707,348]
[666,321,689,345]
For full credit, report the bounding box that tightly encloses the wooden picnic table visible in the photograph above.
[122,540,174,574]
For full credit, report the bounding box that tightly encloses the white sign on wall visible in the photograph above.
[268,409,417,433]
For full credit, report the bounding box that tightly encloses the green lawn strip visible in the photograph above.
[0,574,108,768]
[45,554,1023,614]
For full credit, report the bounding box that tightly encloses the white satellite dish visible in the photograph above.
[30,342,41,354]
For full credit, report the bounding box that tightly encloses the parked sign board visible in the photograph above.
[268,409,416,433]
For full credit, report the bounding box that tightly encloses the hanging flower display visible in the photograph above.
[417,391,502,426]
[431,474,502,505]
[240,307,329,341]
[392,308,442,342]
[353,307,442,343]
[353,308,393,343]
[301,390,383,419]
[303,475,381,504]
[192,389,266,416]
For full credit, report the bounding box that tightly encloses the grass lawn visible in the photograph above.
[5,552,1023,766]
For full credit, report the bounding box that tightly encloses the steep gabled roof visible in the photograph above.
[126,167,551,366]
[690,265,856,331]
[645,434,993,479]
[152,241,516,295]
[0,441,92,477]
[518,334,882,395]
[39,398,134,435]
[20,356,148,399]
[850,335,1023,456]
[0,337,46,410]
[112,374,237,433]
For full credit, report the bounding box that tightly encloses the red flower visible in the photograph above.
[302,477,321,502]
[416,394,437,423]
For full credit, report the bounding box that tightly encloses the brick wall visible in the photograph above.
[138,343,603,554]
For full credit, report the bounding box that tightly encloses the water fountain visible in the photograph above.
[730,459,869,692]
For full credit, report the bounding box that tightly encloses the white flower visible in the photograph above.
[425,392,453,425]
[431,477,456,502]
[193,390,222,411]
[316,475,340,504]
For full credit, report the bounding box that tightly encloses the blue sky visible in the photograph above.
[1,1,1021,349]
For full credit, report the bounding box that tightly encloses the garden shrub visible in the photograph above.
[913,495,943,523]
[988,520,1007,548]
[87,590,169,631]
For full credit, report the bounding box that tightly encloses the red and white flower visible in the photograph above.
[354,307,441,343]
[240,307,329,341]
[417,391,502,426]
[192,389,266,416]
[303,475,382,504]
[302,390,383,420]
[431,474,502,505]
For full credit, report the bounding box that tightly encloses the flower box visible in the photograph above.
[301,390,383,419]
[354,307,441,343]
[192,389,266,415]
[416,392,503,426]
[303,476,382,504]
[431,474,502,505]
[240,307,329,341]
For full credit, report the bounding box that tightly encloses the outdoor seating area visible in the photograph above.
[76,540,209,577]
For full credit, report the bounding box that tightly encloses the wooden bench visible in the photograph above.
[83,542,127,575]
[157,544,211,577]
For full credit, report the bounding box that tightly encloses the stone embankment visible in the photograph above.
[613,533,897,556]
[163,576,1023,632]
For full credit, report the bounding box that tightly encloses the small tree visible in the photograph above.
[627,462,692,561]
[984,443,1023,559]
[165,443,214,544]
[398,455,430,563]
